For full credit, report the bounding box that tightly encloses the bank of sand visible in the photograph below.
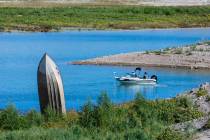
[72,42,210,69]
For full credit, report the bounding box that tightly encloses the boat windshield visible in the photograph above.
[126,72,137,77]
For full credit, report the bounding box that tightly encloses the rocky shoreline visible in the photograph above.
[72,42,210,70]
[174,82,210,140]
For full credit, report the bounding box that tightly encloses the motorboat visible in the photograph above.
[114,67,157,85]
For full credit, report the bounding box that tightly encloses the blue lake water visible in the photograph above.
[0,28,210,112]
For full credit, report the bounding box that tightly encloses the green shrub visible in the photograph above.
[124,129,149,140]
[176,97,192,108]
[25,110,44,127]
[43,106,63,122]
[157,128,185,140]
[206,41,210,45]
[191,45,197,51]
[196,88,208,97]
[145,51,150,54]
[0,105,27,130]
[91,93,113,128]
[153,50,162,55]
[79,100,95,128]
[163,47,170,51]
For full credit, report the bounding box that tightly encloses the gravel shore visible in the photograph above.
[72,42,210,69]
[174,82,210,140]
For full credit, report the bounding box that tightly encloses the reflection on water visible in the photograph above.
[116,83,162,100]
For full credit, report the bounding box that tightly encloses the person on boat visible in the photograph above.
[143,72,148,79]
[131,72,137,77]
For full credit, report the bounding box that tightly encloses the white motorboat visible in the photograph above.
[114,68,157,85]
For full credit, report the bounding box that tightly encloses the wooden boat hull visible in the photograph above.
[37,53,66,114]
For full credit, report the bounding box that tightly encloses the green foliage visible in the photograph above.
[153,50,162,55]
[191,45,197,51]
[176,96,192,108]
[94,93,113,128]
[79,100,95,128]
[0,105,27,130]
[196,88,208,97]
[206,41,210,45]
[0,93,203,139]
[0,6,210,31]
[43,106,63,122]
[124,129,149,140]
[25,110,44,127]
[145,51,150,54]
[157,128,185,140]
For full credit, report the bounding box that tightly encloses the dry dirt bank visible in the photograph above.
[72,42,210,70]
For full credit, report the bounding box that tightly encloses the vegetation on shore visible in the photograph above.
[0,6,210,32]
[0,93,203,140]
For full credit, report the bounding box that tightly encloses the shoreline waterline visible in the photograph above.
[1,27,210,33]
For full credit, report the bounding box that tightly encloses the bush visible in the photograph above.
[43,106,63,122]
[145,51,150,54]
[157,128,185,140]
[191,45,197,51]
[25,110,44,127]
[65,111,79,126]
[153,50,162,55]
[196,88,208,97]
[176,97,192,108]
[124,129,149,140]
[91,93,114,128]
[206,41,210,45]
[79,100,95,128]
[0,105,27,130]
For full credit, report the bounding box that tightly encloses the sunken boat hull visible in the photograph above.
[37,54,66,114]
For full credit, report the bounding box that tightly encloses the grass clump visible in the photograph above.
[152,50,162,55]
[157,128,186,140]
[196,88,208,97]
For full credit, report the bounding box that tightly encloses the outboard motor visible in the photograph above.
[151,75,158,81]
